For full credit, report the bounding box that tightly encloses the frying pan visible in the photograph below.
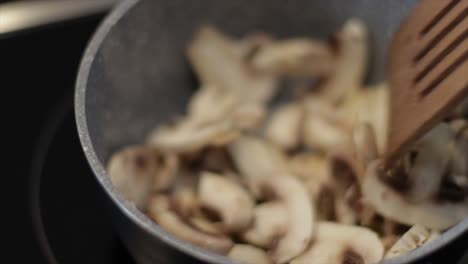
[75,0,468,263]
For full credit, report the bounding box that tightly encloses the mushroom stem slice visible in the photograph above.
[288,153,331,182]
[241,201,288,248]
[198,172,254,232]
[228,244,273,264]
[291,222,383,264]
[228,135,289,184]
[265,102,304,150]
[253,175,315,263]
[385,225,431,259]
[148,195,234,254]
[362,161,468,229]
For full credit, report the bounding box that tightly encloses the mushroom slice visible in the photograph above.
[250,38,335,77]
[198,172,254,232]
[291,222,383,264]
[404,123,453,202]
[189,216,226,237]
[241,201,288,248]
[362,161,468,229]
[385,225,431,259]
[265,102,304,150]
[352,122,378,166]
[228,244,273,264]
[288,153,330,182]
[187,25,277,104]
[153,153,179,192]
[148,195,234,254]
[321,18,368,103]
[188,85,238,125]
[253,175,315,263]
[302,99,353,152]
[107,146,159,210]
[172,187,198,219]
[148,118,239,153]
[228,136,289,183]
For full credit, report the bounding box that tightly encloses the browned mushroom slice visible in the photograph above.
[320,19,368,103]
[265,102,304,150]
[187,25,277,104]
[198,172,254,232]
[362,161,468,229]
[250,38,335,77]
[291,222,383,264]
[228,136,289,184]
[252,175,315,263]
[148,195,234,254]
[107,146,168,210]
[228,244,273,264]
[241,201,288,248]
[385,225,432,259]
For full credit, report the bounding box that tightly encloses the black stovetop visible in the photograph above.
[2,7,468,264]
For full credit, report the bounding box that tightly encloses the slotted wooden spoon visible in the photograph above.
[386,0,468,166]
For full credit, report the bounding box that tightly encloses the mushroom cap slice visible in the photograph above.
[241,201,288,248]
[265,102,304,150]
[362,161,468,229]
[107,146,159,210]
[291,222,384,264]
[148,195,234,254]
[250,38,335,77]
[228,136,289,184]
[253,175,315,263]
[385,225,431,259]
[198,172,254,232]
[228,244,273,264]
[288,153,331,182]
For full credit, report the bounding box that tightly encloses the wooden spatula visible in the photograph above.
[386,0,468,166]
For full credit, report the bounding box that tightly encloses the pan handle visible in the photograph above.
[0,0,118,36]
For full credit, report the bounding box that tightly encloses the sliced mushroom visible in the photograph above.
[320,18,368,103]
[403,123,453,202]
[291,222,383,264]
[352,122,378,165]
[148,195,234,254]
[362,160,468,229]
[187,84,238,125]
[153,153,179,192]
[187,25,277,104]
[198,172,254,232]
[189,216,226,236]
[385,225,431,259]
[341,83,390,155]
[288,153,331,182]
[107,146,161,210]
[252,175,315,263]
[148,118,239,153]
[265,102,304,150]
[172,187,198,218]
[241,201,288,248]
[228,136,289,184]
[250,38,335,77]
[303,109,353,152]
[228,244,273,264]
